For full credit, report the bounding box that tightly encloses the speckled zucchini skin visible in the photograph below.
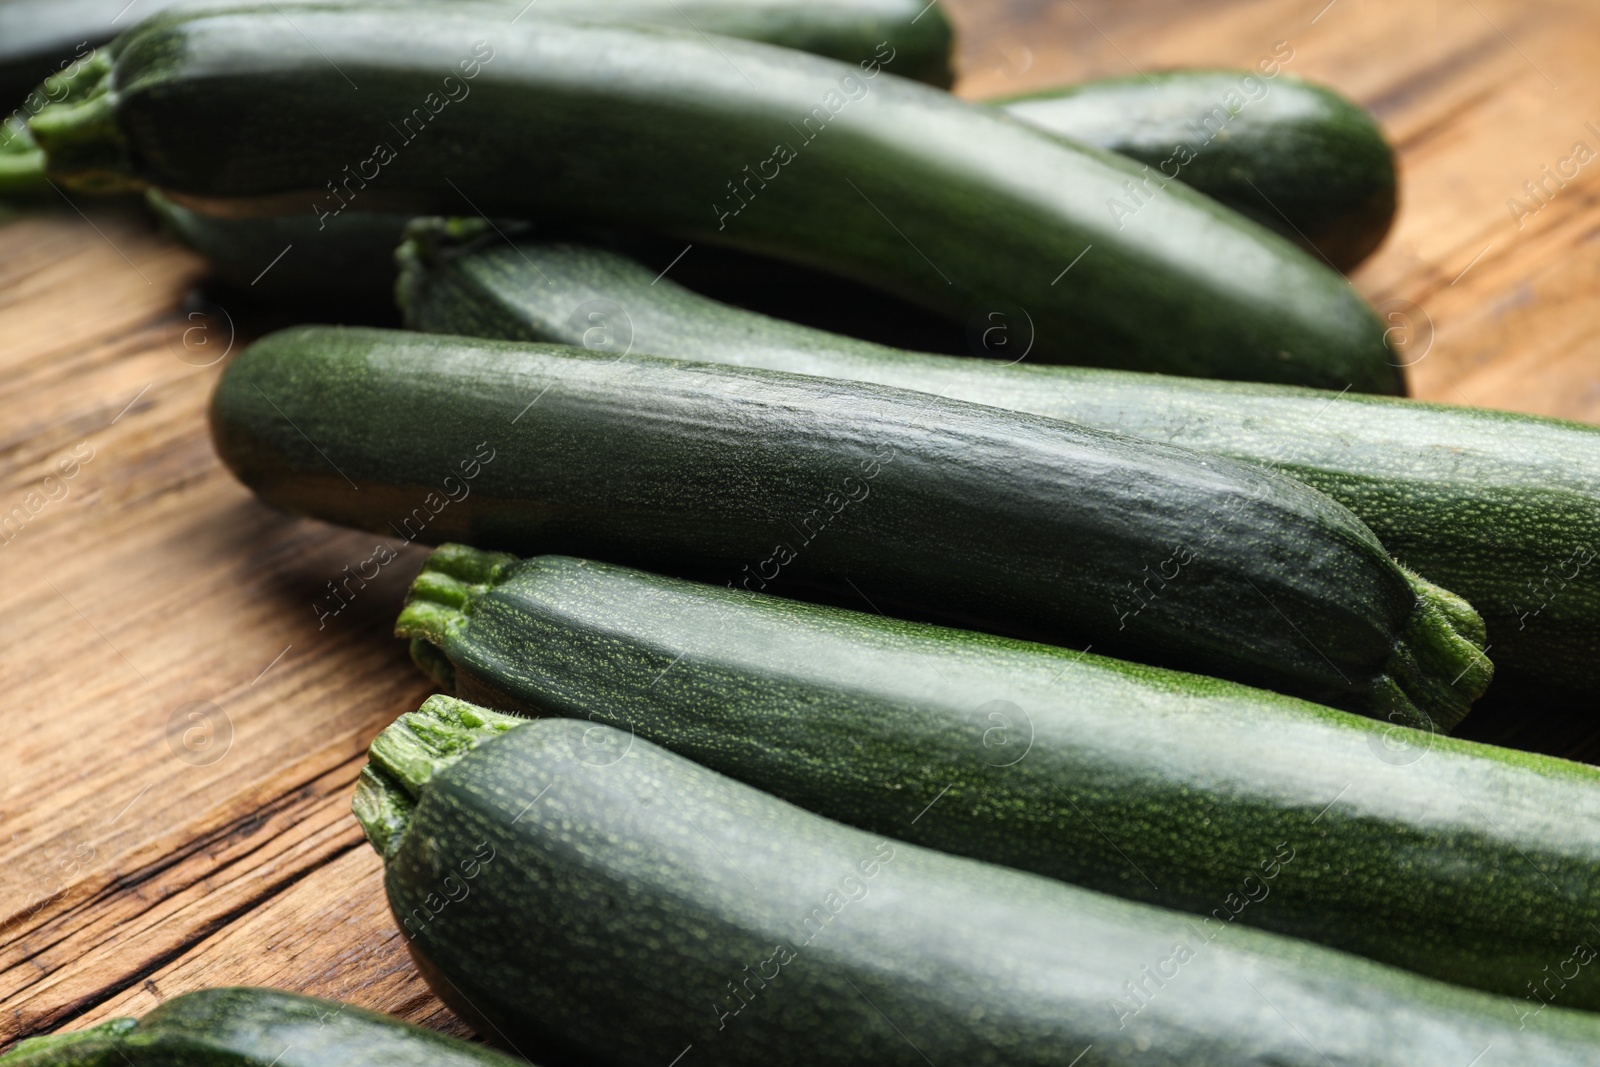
[209,326,1490,724]
[398,232,1594,698]
[995,71,1396,271]
[355,706,1600,1066]
[392,548,1600,1007]
[29,6,1399,391]
[0,0,951,111]
[0,988,522,1067]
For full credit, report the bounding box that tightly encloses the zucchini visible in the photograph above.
[397,227,1599,698]
[30,6,1401,391]
[0,987,521,1067]
[148,190,412,307]
[396,546,1600,1007]
[133,67,1391,290]
[355,701,1600,1066]
[994,71,1396,272]
[0,0,950,112]
[210,325,1490,725]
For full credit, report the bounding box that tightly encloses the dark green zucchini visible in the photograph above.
[210,325,1489,725]
[131,68,1390,292]
[30,6,1400,391]
[995,71,1396,271]
[147,190,412,306]
[397,227,1598,698]
[355,703,1600,1066]
[394,546,1600,1007]
[0,987,521,1067]
[0,0,950,112]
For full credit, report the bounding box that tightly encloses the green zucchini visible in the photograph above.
[995,71,1396,272]
[395,546,1600,1007]
[0,0,950,112]
[210,325,1490,725]
[133,66,1391,293]
[0,987,521,1067]
[355,702,1600,1066]
[148,190,412,306]
[30,6,1401,391]
[397,226,1599,698]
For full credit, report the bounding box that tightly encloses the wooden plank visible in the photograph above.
[0,204,439,1044]
[71,849,469,1039]
[959,0,1600,419]
[4,0,1600,1052]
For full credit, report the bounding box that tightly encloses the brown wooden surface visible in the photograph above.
[3,0,1599,1050]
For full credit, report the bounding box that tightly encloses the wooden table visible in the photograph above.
[3,0,1597,1048]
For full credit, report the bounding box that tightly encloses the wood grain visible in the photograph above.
[3,0,1599,1052]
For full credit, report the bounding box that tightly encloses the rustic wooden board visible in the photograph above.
[3,0,1599,1051]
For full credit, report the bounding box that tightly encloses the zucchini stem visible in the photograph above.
[394,217,512,326]
[354,696,526,859]
[394,544,517,689]
[27,51,141,194]
[0,116,48,199]
[352,765,414,862]
[397,216,498,271]
[1382,568,1494,732]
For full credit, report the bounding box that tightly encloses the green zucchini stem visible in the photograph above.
[0,115,48,199]
[394,217,509,324]
[26,51,141,195]
[354,696,526,859]
[406,638,457,691]
[0,1017,136,1067]
[352,766,414,862]
[1382,568,1494,732]
[397,216,498,270]
[394,544,517,690]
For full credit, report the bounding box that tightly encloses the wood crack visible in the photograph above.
[0,755,371,1042]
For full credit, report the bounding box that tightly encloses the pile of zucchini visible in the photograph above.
[8,0,1600,1064]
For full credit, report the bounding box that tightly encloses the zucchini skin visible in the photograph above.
[0,0,950,110]
[147,190,412,306]
[995,71,1396,272]
[356,705,1600,1067]
[31,7,1401,392]
[398,231,1597,697]
[132,66,1388,289]
[210,326,1489,725]
[395,547,1600,1007]
[0,987,521,1067]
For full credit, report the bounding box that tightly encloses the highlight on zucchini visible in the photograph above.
[0,987,523,1067]
[0,0,951,113]
[28,5,1400,390]
[398,226,1595,699]
[135,65,1390,296]
[994,70,1396,271]
[209,326,1491,726]
[390,547,1600,1005]
[354,701,1600,1067]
